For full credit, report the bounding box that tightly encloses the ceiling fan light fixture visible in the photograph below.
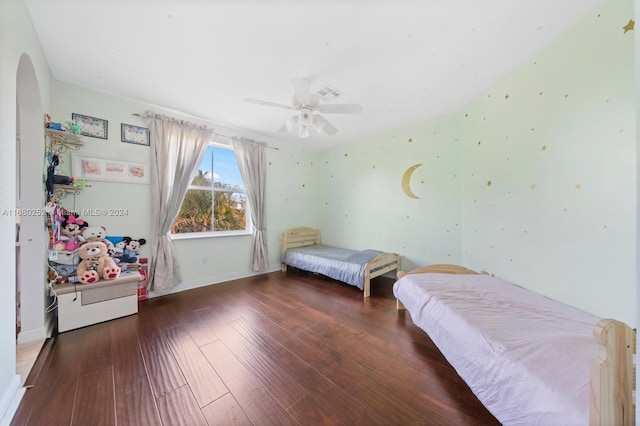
[299,110,313,126]
[297,125,310,138]
[245,78,362,138]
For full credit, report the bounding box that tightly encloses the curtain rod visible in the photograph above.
[132,113,278,150]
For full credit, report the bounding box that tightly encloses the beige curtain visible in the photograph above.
[231,137,268,271]
[143,111,213,293]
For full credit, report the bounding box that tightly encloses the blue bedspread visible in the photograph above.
[282,245,382,290]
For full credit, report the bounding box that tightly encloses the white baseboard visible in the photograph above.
[17,327,46,344]
[148,267,281,299]
[0,375,24,426]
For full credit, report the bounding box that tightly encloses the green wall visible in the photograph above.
[316,0,635,325]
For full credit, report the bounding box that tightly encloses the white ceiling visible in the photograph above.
[25,0,604,150]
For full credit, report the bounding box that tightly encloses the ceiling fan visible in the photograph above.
[244,78,363,138]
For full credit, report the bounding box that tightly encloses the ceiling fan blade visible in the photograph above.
[244,98,294,110]
[313,115,338,136]
[292,78,311,104]
[316,104,363,114]
[284,115,298,131]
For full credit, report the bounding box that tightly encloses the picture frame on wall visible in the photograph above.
[121,123,150,146]
[71,153,150,184]
[71,113,108,139]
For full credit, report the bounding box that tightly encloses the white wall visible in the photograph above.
[315,0,635,326]
[50,80,319,295]
[0,0,52,422]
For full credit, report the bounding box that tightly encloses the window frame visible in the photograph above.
[169,142,252,240]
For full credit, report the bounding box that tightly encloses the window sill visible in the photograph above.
[169,230,253,240]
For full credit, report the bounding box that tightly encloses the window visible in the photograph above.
[171,144,249,236]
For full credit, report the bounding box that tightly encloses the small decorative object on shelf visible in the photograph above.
[65,119,83,135]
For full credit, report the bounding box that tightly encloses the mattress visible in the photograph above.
[393,272,600,426]
[282,244,382,290]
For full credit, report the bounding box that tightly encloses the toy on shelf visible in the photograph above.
[52,214,87,251]
[76,241,121,284]
[71,177,89,188]
[121,237,146,264]
[65,119,83,135]
[80,225,107,243]
[48,249,80,284]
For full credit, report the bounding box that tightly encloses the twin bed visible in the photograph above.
[393,264,635,425]
[280,228,634,423]
[281,227,399,298]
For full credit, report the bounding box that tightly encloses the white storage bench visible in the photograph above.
[51,272,141,332]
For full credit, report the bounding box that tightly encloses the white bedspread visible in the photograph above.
[393,273,600,426]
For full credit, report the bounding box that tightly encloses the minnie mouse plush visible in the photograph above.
[54,214,88,251]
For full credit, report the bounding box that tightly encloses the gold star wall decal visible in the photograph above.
[541,145,547,151]
[623,19,634,33]
[487,180,492,186]
[530,184,537,190]
[575,184,582,190]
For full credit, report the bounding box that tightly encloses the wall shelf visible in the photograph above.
[45,128,84,157]
[45,128,86,202]
[53,184,82,200]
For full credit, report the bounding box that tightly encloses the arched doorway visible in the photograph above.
[15,54,47,372]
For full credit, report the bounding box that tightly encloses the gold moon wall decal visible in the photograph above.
[401,163,422,199]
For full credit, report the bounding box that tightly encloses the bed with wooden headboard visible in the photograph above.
[393,264,635,426]
[281,227,400,298]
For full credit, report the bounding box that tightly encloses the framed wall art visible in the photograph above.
[121,123,150,146]
[72,153,150,184]
[71,113,108,139]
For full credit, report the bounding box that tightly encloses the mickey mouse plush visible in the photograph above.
[120,236,146,263]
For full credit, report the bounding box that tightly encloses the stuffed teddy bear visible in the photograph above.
[76,241,121,284]
[120,237,146,263]
[80,225,107,243]
[53,214,88,251]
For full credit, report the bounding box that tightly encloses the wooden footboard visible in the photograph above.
[363,252,400,298]
[591,318,636,426]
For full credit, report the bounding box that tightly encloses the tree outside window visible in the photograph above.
[171,144,249,235]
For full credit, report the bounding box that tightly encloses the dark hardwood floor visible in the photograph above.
[12,270,499,426]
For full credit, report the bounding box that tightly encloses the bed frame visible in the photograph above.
[395,264,637,426]
[281,227,400,298]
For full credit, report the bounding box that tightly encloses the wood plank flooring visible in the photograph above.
[11,270,499,426]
